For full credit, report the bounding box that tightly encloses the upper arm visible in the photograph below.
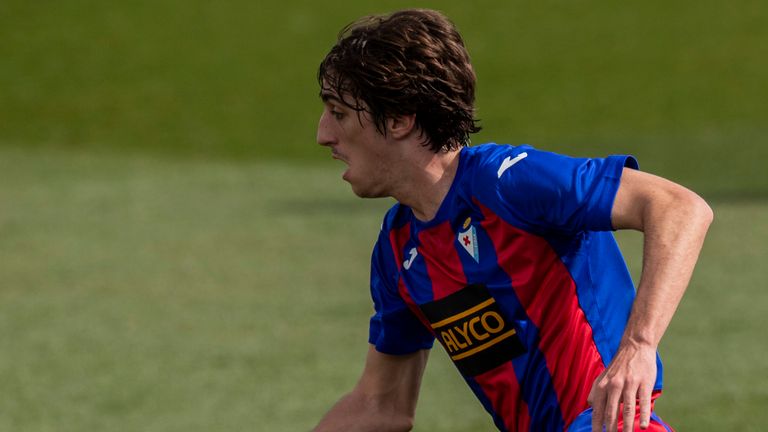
[355,344,430,413]
[611,168,713,231]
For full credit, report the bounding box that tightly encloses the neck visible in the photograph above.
[392,148,462,222]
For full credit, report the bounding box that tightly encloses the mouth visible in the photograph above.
[331,150,349,165]
[331,151,351,180]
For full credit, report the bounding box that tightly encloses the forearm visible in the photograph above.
[314,347,427,432]
[621,187,712,349]
[314,389,414,432]
[592,169,712,431]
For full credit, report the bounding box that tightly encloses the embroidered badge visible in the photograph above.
[458,217,479,263]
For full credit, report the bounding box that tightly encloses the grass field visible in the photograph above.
[2,0,766,430]
[2,0,767,195]
[1,147,766,431]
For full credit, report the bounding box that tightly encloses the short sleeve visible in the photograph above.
[489,146,638,234]
[368,233,434,355]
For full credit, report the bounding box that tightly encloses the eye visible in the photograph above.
[330,109,344,120]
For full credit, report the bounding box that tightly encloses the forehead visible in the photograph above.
[319,79,366,110]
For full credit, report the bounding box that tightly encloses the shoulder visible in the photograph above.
[459,143,557,196]
[374,202,412,258]
[461,143,532,171]
[465,143,636,189]
[462,143,574,180]
[380,202,411,234]
[460,144,640,234]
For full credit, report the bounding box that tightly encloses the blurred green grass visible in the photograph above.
[1,147,766,430]
[2,0,767,196]
[2,1,766,430]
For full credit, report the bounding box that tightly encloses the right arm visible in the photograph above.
[313,345,430,432]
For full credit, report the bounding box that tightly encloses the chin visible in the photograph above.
[350,185,376,198]
[349,181,386,199]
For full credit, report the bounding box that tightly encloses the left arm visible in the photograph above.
[588,168,713,432]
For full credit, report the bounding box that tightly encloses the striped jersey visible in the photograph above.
[368,143,663,431]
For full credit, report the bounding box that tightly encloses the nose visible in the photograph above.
[316,110,335,147]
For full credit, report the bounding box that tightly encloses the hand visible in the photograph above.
[587,340,657,432]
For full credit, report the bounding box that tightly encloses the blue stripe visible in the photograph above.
[398,231,435,305]
[565,407,591,431]
[552,230,664,390]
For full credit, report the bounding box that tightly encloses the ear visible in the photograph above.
[386,114,417,140]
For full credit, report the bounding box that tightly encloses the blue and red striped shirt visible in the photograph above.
[368,144,663,431]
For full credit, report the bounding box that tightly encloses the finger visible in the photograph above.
[604,384,622,432]
[622,388,637,432]
[589,384,606,432]
[638,384,653,429]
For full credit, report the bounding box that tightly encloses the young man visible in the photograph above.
[313,9,712,432]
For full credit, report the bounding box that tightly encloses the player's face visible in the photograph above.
[317,90,396,198]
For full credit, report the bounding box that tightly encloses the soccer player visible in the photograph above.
[313,9,712,432]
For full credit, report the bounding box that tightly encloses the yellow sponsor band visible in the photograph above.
[430,298,496,329]
[449,329,517,361]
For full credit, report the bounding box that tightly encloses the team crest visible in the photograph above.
[458,217,479,263]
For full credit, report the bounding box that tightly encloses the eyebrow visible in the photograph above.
[320,91,340,103]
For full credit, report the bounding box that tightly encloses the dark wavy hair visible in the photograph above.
[318,9,481,152]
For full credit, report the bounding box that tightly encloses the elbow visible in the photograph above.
[368,412,414,432]
[403,414,416,431]
[687,192,714,230]
[658,187,713,239]
[387,408,416,431]
[647,187,713,235]
[701,199,714,228]
[394,417,415,432]
[358,390,417,431]
[384,408,415,431]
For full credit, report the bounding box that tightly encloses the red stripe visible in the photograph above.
[474,362,531,431]
[389,222,410,268]
[418,221,467,300]
[397,278,433,331]
[389,223,433,331]
[478,202,605,426]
